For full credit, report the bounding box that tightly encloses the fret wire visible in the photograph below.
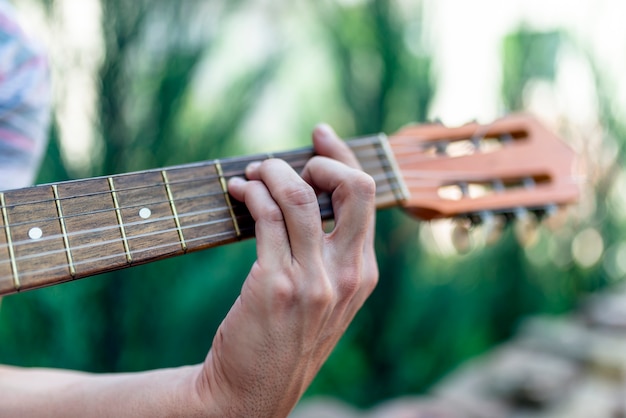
[108,177,133,264]
[0,192,20,291]
[161,170,187,252]
[52,185,76,278]
[215,160,241,238]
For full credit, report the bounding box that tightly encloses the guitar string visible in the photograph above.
[0,157,402,231]
[387,122,584,184]
[0,148,582,232]
[0,144,407,271]
[0,156,407,257]
[0,213,257,268]
[0,190,338,282]
[0,140,582,253]
[0,192,578,282]
[0,191,333,273]
[0,185,577,283]
[0,171,575,278]
[0,123,524,213]
[0,156,583,271]
[0,193,339,281]
[5,160,570,259]
[0,227,255,283]
[0,195,332,280]
[0,191,332,255]
[0,133,582,237]
[0,126,547,213]
[0,125,576,278]
[0,176,419,269]
[0,140,384,210]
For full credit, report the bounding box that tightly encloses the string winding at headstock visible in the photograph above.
[388,114,579,226]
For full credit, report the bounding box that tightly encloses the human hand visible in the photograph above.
[195,124,378,417]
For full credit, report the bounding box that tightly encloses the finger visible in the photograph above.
[310,124,376,251]
[312,124,361,170]
[228,177,290,266]
[254,159,324,263]
[300,157,376,251]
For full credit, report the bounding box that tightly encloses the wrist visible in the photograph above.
[192,360,230,418]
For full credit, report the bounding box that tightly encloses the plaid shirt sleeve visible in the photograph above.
[0,0,51,191]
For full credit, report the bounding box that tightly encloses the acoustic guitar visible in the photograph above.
[0,114,579,295]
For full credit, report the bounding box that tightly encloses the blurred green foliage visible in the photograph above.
[1,0,624,410]
[501,29,561,111]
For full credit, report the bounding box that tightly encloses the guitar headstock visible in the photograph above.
[389,114,579,222]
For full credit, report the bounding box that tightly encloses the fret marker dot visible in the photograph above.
[139,208,152,219]
[28,227,43,240]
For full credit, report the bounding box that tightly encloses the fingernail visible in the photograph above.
[227,176,246,188]
[245,161,262,177]
[315,123,335,140]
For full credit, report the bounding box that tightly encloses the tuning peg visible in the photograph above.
[435,141,449,155]
[499,132,515,144]
[513,208,540,247]
[479,211,507,245]
[541,204,569,231]
[429,117,444,125]
[451,218,473,254]
[464,211,506,246]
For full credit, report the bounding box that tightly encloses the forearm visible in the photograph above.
[0,125,376,418]
[0,364,215,417]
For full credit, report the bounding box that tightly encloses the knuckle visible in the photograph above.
[260,158,289,178]
[352,171,376,201]
[335,253,378,298]
[260,158,318,208]
[308,155,327,168]
[362,261,379,293]
[271,278,299,307]
[307,279,335,308]
[259,204,284,223]
[260,158,283,171]
[282,184,317,207]
[336,264,363,298]
[339,273,361,298]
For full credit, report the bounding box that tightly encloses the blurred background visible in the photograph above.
[4,0,626,415]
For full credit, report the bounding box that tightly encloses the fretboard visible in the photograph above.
[0,135,408,296]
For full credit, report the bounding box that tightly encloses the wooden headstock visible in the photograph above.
[388,114,579,221]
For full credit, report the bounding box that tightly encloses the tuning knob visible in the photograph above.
[542,204,569,231]
[479,211,506,245]
[513,208,540,247]
[451,218,473,254]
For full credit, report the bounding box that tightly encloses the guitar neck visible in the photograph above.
[0,135,408,296]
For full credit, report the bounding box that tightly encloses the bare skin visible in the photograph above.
[0,124,378,417]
